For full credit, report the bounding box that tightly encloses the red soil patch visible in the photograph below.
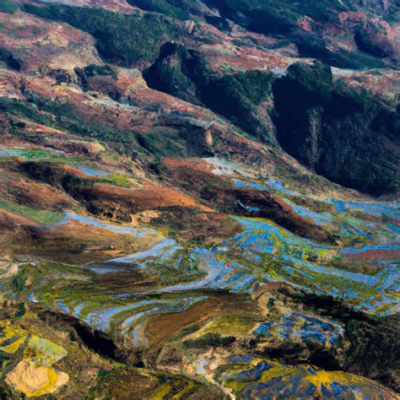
[0,209,38,229]
[346,249,400,262]
[10,178,75,210]
[18,0,137,14]
[0,11,100,71]
[146,297,222,345]
[88,182,211,212]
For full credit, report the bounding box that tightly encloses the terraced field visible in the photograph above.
[0,0,399,398]
[1,150,398,398]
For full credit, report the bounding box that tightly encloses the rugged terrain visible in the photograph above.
[0,0,399,399]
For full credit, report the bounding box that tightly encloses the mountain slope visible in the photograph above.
[0,1,399,399]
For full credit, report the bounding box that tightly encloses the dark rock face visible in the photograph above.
[0,47,21,71]
[144,42,206,105]
[273,62,400,195]
[146,45,399,195]
[144,42,275,142]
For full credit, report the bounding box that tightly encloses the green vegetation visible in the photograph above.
[128,0,209,20]
[0,96,135,156]
[183,333,236,349]
[273,61,399,194]
[23,4,182,66]
[204,0,388,69]
[345,316,400,384]
[0,148,62,163]
[128,0,190,20]
[0,0,18,13]
[76,64,117,80]
[145,43,274,141]
[202,70,273,140]
[204,0,349,34]
[1,96,177,160]
[22,96,141,154]
[0,199,64,225]
[144,43,207,104]
[204,0,296,35]
[11,269,26,296]
[281,61,381,116]
[75,63,118,92]
[14,303,26,318]
[135,130,193,159]
[99,175,131,188]
[224,71,272,105]
[282,62,333,106]
[0,48,20,70]
[295,33,386,69]
[0,97,53,126]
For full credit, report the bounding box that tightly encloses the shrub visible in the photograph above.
[183,333,236,348]
[23,4,182,66]
[0,48,21,70]
[128,0,190,20]
[0,0,17,13]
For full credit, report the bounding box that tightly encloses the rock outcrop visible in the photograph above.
[273,62,400,195]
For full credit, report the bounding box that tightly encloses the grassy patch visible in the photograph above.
[97,175,131,188]
[0,199,64,225]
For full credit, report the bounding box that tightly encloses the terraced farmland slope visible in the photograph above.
[0,0,399,398]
